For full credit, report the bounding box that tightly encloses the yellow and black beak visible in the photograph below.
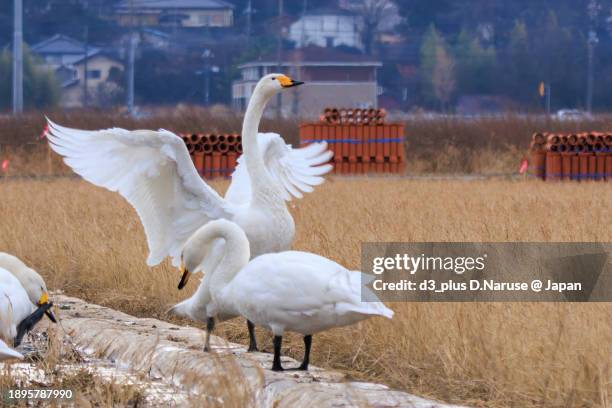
[278,75,304,88]
[38,293,57,323]
[178,261,191,290]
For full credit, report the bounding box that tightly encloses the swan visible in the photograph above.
[0,339,23,361]
[46,73,332,351]
[170,219,394,371]
[0,253,56,323]
[0,268,53,347]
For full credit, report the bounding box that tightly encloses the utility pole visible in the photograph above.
[586,0,600,113]
[202,49,212,105]
[292,0,307,116]
[127,0,137,115]
[275,0,284,118]
[245,0,252,44]
[12,0,23,114]
[83,26,89,107]
[127,33,137,115]
[586,31,598,113]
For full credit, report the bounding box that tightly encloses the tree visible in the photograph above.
[432,45,456,109]
[419,24,444,105]
[454,28,496,95]
[0,46,59,111]
[349,0,401,54]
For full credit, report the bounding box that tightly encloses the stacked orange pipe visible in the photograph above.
[299,108,405,174]
[180,132,242,179]
[528,131,612,181]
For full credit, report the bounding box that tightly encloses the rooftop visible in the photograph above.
[115,0,234,10]
[239,46,381,68]
[31,34,99,55]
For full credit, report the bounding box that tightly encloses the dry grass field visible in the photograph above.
[0,176,610,407]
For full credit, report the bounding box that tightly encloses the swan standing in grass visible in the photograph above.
[170,219,393,371]
[0,339,23,361]
[0,268,52,347]
[0,253,56,323]
[47,74,331,351]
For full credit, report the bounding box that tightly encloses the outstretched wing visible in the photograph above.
[47,119,231,267]
[224,132,332,204]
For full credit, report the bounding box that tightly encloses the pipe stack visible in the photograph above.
[320,107,387,126]
[529,132,612,181]
[300,108,405,174]
[181,133,242,179]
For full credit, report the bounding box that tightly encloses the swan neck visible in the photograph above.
[242,89,277,196]
[207,227,250,298]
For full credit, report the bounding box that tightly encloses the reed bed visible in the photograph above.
[0,177,610,407]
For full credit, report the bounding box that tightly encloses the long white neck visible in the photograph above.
[242,88,283,204]
[189,221,251,308]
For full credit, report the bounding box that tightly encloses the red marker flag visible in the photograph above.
[519,157,529,175]
[1,159,9,171]
[40,123,49,139]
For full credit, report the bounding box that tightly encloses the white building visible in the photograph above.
[288,8,363,51]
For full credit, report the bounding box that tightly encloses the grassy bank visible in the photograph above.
[0,177,610,407]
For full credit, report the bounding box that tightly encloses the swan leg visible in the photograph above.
[204,317,215,352]
[271,335,284,371]
[297,335,312,370]
[247,320,258,352]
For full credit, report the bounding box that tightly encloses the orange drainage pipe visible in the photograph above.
[362,125,371,173]
[211,152,221,179]
[375,125,384,173]
[235,142,243,154]
[220,154,228,178]
[530,149,546,180]
[595,152,606,181]
[227,151,237,175]
[341,125,350,174]
[588,153,597,181]
[204,153,212,179]
[605,153,612,181]
[578,152,591,181]
[561,152,572,181]
[532,132,546,144]
[570,153,580,181]
[355,125,364,174]
[545,151,561,181]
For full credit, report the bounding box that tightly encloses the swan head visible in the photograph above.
[255,73,304,99]
[177,220,250,290]
[0,254,57,323]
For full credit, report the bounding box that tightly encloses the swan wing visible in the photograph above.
[0,339,23,360]
[47,119,231,266]
[225,132,333,204]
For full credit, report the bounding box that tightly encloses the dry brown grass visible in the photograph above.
[0,177,611,407]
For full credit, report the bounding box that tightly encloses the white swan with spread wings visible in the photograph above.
[47,74,331,268]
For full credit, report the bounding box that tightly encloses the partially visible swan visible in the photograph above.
[46,73,332,351]
[0,253,56,323]
[170,219,393,371]
[0,268,52,347]
[0,339,23,361]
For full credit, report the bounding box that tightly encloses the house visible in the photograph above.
[114,0,234,28]
[288,8,363,51]
[232,46,381,118]
[31,35,124,108]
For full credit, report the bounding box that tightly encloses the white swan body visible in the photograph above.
[47,74,332,268]
[222,252,394,336]
[0,268,34,343]
[171,219,393,370]
[0,339,23,361]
